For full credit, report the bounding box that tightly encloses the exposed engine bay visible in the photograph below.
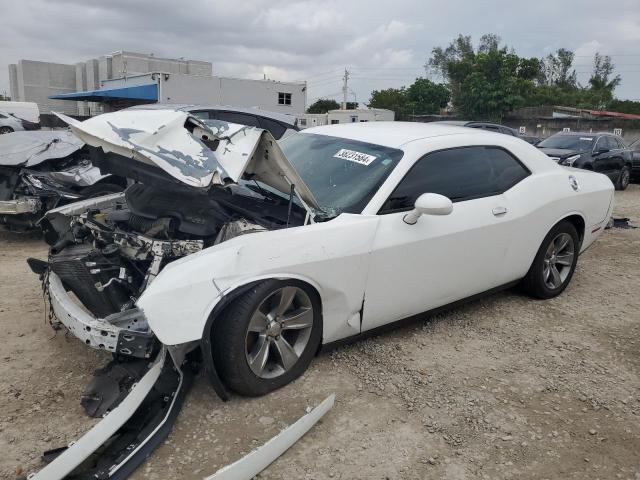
[42,179,306,324]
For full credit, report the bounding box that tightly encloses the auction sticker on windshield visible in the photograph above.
[333,148,377,166]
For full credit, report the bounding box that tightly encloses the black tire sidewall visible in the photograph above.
[617,167,630,190]
[0,127,14,134]
[213,279,322,396]
[526,221,580,299]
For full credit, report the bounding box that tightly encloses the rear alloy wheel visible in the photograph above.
[213,280,321,396]
[0,126,14,134]
[615,166,631,191]
[522,220,579,299]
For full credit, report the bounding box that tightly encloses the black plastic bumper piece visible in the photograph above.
[42,354,195,479]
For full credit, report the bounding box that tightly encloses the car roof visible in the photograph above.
[127,103,297,126]
[302,121,478,148]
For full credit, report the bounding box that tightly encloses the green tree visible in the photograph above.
[368,87,409,119]
[406,78,450,114]
[588,53,621,108]
[539,48,578,89]
[307,98,340,114]
[428,34,538,120]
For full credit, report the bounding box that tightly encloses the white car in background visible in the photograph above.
[30,111,614,477]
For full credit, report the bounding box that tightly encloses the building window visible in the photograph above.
[331,119,339,124]
[278,92,292,105]
[299,118,307,126]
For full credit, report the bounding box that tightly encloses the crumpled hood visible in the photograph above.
[0,130,84,167]
[55,110,319,208]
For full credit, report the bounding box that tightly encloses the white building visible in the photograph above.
[9,51,307,118]
[297,108,394,129]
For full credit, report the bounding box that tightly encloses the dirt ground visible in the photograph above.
[1,185,639,480]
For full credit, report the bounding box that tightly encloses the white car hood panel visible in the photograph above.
[0,130,84,167]
[55,110,318,208]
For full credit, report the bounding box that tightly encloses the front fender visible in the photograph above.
[137,214,379,346]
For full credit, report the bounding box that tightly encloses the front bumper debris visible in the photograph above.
[48,271,155,358]
[30,347,194,480]
[0,197,40,214]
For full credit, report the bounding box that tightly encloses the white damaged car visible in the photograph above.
[28,108,613,477]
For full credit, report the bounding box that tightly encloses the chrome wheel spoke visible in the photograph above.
[281,307,313,330]
[555,234,570,252]
[273,335,299,370]
[550,264,562,288]
[248,310,269,333]
[248,335,271,375]
[275,287,297,316]
[555,253,574,266]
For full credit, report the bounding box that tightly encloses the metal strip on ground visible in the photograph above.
[204,393,335,480]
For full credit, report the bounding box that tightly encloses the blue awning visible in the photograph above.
[49,83,158,102]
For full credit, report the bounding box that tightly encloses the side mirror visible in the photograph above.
[403,193,453,225]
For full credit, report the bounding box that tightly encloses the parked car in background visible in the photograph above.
[537,132,632,190]
[0,130,125,231]
[0,111,40,133]
[436,120,520,137]
[628,138,640,181]
[128,104,300,140]
[520,135,541,146]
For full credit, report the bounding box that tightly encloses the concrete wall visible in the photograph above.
[8,64,18,100]
[9,60,79,115]
[157,73,307,114]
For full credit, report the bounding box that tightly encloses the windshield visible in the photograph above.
[538,135,594,151]
[278,133,403,214]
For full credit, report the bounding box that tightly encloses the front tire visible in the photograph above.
[521,220,579,299]
[0,126,14,134]
[213,280,322,396]
[615,166,631,191]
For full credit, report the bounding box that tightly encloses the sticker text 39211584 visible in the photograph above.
[333,149,377,166]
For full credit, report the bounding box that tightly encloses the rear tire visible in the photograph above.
[615,166,631,191]
[521,220,579,299]
[213,280,322,396]
[0,126,14,134]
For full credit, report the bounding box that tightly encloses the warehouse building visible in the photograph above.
[8,51,307,118]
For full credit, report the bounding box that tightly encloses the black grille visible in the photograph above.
[49,244,129,317]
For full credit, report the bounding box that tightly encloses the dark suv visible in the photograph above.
[537,132,632,190]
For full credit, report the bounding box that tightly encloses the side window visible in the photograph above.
[215,111,261,127]
[190,110,212,120]
[603,136,616,150]
[614,137,625,149]
[380,146,530,213]
[257,117,287,139]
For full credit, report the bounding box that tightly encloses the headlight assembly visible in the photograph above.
[564,154,581,167]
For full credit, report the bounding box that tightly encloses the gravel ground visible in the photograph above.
[1,185,639,480]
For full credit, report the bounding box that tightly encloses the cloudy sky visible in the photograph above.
[2,0,639,105]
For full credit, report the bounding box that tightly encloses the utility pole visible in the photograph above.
[341,68,349,110]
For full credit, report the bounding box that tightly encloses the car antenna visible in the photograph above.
[286,183,295,227]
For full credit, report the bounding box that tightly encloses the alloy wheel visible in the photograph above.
[542,233,575,289]
[244,286,314,379]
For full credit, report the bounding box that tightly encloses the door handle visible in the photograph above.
[492,206,508,216]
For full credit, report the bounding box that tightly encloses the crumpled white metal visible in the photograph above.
[54,110,319,208]
[204,394,335,480]
[0,130,84,167]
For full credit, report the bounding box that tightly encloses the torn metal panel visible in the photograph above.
[0,197,40,214]
[205,394,335,480]
[55,110,319,209]
[0,130,84,167]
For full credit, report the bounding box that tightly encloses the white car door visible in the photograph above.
[361,145,531,331]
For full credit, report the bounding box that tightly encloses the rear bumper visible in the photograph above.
[0,197,40,214]
[47,271,155,358]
